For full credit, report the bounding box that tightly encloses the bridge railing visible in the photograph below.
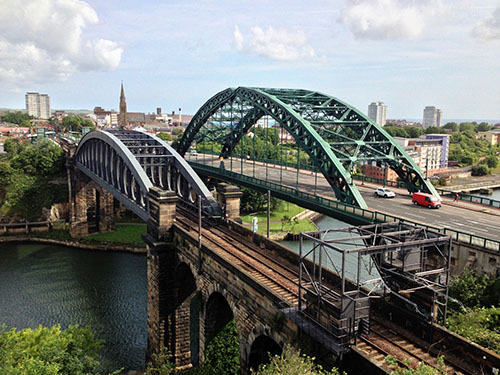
[190,161,500,253]
[192,152,500,209]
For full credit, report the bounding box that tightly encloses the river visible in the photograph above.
[0,216,368,372]
[0,242,147,371]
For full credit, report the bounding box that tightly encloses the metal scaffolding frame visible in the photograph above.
[296,221,451,350]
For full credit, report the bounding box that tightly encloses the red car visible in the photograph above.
[412,192,441,209]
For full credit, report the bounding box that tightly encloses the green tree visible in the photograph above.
[172,128,184,137]
[406,127,424,138]
[424,126,447,135]
[202,319,240,375]
[471,164,489,176]
[449,268,490,309]
[485,155,499,168]
[61,116,95,132]
[10,138,65,176]
[157,132,172,142]
[252,345,341,375]
[443,122,458,132]
[477,122,491,132]
[0,324,119,375]
[0,112,33,125]
[459,122,476,132]
[446,307,500,354]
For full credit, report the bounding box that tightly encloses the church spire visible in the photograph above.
[119,82,127,128]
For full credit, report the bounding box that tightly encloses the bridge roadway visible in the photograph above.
[186,154,500,242]
[176,208,476,374]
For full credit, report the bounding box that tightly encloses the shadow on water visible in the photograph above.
[0,242,147,371]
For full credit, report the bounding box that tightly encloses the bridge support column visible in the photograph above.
[216,183,243,221]
[68,165,115,238]
[143,187,181,363]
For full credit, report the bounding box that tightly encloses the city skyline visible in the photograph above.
[0,0,499,120]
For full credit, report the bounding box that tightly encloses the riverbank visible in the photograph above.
[0,235,146,254]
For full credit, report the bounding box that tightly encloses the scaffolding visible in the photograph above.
[286,221,451,354]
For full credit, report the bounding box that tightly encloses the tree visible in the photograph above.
[0,112,33,125]
[449,268,490,309]
[477,122,491,132]
[240,187,267,213]
[0,324,120,375]
[252,345,342,375]
[443,122,458,132]
[61,116,95,132]
[157,132,172,142]
[172,128,184,137]
[10,138,65,176]
[471,164,489,176]
[485,155,499,168]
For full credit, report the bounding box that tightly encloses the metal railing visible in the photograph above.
[190,162,500,253]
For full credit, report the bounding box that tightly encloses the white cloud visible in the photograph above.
[233,25,315,61]
[0,0,123,84]
[340,0,442,40]
[473,7,500,41]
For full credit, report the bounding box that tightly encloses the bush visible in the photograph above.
[471,164,489,176]
[252,345,342,375]
[446,307,500,354]
[0,324,119,375]
[145,347,176,375]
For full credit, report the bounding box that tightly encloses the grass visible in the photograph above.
[241,201,317,235]
[2,225,147,247]
[85,224,146,246]
[241,202,305,223]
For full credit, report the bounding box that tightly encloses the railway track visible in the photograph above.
[176,210,301,305]
[176,211,476,374]
[357,317,473,374]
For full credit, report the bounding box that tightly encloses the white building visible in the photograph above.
[368,102,387,126]
[423,106,442,128]
[25,92,51,119]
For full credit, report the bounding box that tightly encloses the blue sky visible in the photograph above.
[1,0,499,120]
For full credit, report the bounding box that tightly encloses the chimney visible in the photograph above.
[178,108,182,126]
[157,107,162,116]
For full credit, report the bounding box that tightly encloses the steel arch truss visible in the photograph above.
[74,130,221,221]
[178,87,439,208]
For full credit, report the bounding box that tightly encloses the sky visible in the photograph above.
[0,0,499,121]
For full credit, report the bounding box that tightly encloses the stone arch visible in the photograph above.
[248,335,282,371]
[204,291,235,343]
[69,172,114,237]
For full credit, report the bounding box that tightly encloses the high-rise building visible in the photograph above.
[423,106,443,128]
[25,92,51,119]
[119,82,127,127]
[368,102,387,126]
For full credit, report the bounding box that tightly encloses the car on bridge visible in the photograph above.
[412,192,441,209]
[375,188,396,198]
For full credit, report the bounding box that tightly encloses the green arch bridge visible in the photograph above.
[177,87,439,209]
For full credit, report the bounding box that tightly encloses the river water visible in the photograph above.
[0,242,147,371]
[0,216,369,372]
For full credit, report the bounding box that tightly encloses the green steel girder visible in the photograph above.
[177,87,439,208]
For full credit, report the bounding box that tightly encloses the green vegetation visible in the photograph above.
[0,324,120,375]
[61,116,96,133]
[383,121,500,170]
[0,112,33,127]
[241,199,317,235]
[157,132,172,142]
[0,138,67,221]
[85,224,146,246]
[252,345,342,375]
[385,355,446,375]
[446,269,500,354]
[146,320,240,375]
